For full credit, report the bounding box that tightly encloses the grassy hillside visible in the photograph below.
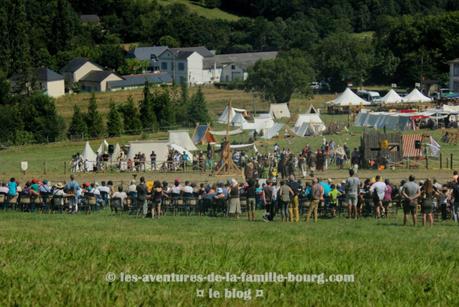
[55,87,335,123]
[158,0,240,21]
[1,211,458,305]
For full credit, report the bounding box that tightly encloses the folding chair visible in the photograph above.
[19,195,31,212]
[52,196,64,213]
[111,197,123,214]
[0,194,6,210]
[185,197,198,215]
[85,195,97,213]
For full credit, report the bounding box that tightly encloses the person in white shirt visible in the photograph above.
[0,182,9,194]
[112,186,127,211]
[370,175,386,218]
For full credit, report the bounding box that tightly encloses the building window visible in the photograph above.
[231,65,236,70]
[178,62,185,71]
[161,62,168,70]
[150,54,157,61]
[454,81,459,92]
[454,64,459,77]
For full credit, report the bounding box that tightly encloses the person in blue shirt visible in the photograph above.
[65,175,80,212]
[319,179,332,208]
[7,178,17,197]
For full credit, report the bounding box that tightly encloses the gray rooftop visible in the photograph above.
[203,51,278,69]
[170,46,215,58]
[107,73,172,89]
[80,70,118,82]
[130,46,168,61]
[80,15,100,23]
[36,67,64,82]
[61,57,103,73]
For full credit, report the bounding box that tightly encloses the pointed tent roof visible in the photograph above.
[192,125,216,145]
[327,88,370,106]
[168,130,198,151]
[231,112,248,126]
[81,142,97,162]
[269,103,291,119]
[380,89,403,104]
[111,143,121,159]
[97,139,109,155]
[403,88,432,103]
[306,105,318,114]
[218,106,247,124]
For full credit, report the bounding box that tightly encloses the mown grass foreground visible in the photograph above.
[0,211,458,306]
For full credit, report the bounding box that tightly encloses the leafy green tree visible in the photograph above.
[246,50,314,103]
[315,32,375,91]
[153,87,175,128]
[7,0,32,92]
[187,87,210,125]
[97,44,125,70]
[50,0,78,54]
[68,105,87,138]
[0,70,11,105]
[159,35,179,47]
[120,96,142,134]
[139,82,158,131]
[20,94,64,143]
[85,94,104,138]
[106,101,124,137]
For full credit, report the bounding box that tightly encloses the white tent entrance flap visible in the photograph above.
[168,130,198,151]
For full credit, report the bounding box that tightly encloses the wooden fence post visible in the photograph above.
[451,153,454,170]
[425,156,428,169]
[440,153,442,169]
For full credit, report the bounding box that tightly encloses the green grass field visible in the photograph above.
[1,210,458,305]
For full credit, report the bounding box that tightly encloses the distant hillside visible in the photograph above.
[158,0,239,21]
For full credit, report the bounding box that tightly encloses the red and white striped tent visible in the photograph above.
[402,134,423,158]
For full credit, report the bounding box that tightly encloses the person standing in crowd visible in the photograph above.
[452,177,459,224]
[345,169,360,219]
[401,175,421,226]
[246,179,256,221]
[279,180,293,222]
[370,175,386,219]
[112,186,128,212]
[306,177,323,224]
[137,177,148,217]
[329,184,341,217]
[383,179,393,218]
[287,175,300,223]
[420,179,439,226]
[228,179,241,219]
[152,181,164,219]
[263,180,273,221]
[150,151,157,171]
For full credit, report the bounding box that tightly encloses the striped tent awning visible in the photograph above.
[402,134,423,158]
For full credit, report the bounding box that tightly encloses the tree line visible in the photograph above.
[68,83,210,139]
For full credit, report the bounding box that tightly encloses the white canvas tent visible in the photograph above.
[306,105,319,114]
[294,114,326,136]
[403,88,432,103]
[127,141,170,162]
[218,106,248,124]
[380,89,403,104]
[168,144,194,161]
[97,139,109,155]
[269,103,291,119]
[354,111,416,131]
[327,88,370,106]
[111,143,121,160]
[231,112,248,126]
[261,123,284,139]
[242,114,275,133]
[168,130,198,151]
[81,141,97,171]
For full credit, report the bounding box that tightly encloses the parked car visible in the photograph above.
[357,90,381,104]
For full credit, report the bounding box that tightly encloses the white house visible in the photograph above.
[204,51,278,83]
[35,68,65,98]
[141,46,278,85]
[60,57,104,91]
[448,58,459,92]
[79,71,123,92]
[9,67,65,98]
